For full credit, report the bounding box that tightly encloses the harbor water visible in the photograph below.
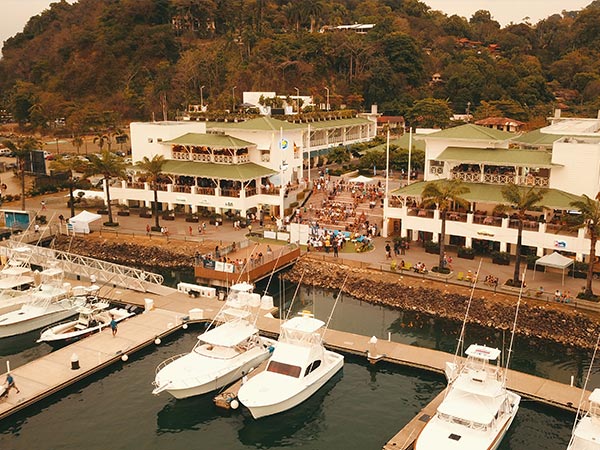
[0,283,590,449]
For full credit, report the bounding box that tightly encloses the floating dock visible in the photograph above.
[0,286,589,449]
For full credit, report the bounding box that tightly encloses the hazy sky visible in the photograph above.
[422,0,592,25]
[0,0,594,50]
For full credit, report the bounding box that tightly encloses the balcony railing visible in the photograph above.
[245,187,257,197]
[516,175,550,187]
[221,189,240,198]
[197,187,215,195]
[446,212,468,222]
[451,172,482,183]
[408,208,435,218]
[473,214,503,227]
[173,185,192,193]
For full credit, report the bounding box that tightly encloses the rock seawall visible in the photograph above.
[282,257,600,351]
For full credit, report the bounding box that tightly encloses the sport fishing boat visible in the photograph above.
[567,388,600,449]
[0,267,85,338]
[414,344,521,450]
[152,282,275,399]
[37,300,135,347]
[237,310,344,419]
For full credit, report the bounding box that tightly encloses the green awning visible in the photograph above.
[164,133,255,148]
[391,180,583,209]
[437,147,553,167]
[161,160,276,180]
[207,116,305,131]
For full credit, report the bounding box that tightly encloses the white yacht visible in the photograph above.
[237,310,344,419]
[0,267,84,338]
[152,282,275,399]
[38,300,134,347]
[414,344,521,450]
[567,388,600,449]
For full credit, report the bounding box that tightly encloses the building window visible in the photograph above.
[430,160,444,175]
[157,138,162,142]
[148,138,153,143]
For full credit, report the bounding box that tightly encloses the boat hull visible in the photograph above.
[415,391,520,450]
[38,308,133,348]
[241,351,344,419]
[0,307,80,339]
[155,340,275,399]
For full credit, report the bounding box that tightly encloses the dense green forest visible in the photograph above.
[1,0,600,133]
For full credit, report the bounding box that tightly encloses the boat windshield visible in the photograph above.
[267,360,302,378]
[437,412,490,431]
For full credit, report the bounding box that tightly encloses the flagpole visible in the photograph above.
[385,129,390,204]
[407,127,413,185]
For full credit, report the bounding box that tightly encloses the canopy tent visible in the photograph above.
[533,252,574,285]
[68,210,101,234]
[348,175,373,184]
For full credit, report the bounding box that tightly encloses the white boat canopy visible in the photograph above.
[199,320,258,347]
[282,316,325,334]
[465,344,501,361]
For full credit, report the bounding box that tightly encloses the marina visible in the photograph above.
[0,276,592,449]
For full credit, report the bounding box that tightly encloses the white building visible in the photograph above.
[383,112,600,262]
[109,115,376,220]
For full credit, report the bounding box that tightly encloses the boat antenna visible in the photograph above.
[502,267,526,385]
[262,246,286,297]
[322,272,350,341]
[454,258,482,363]
[571,333,600,438]
[283,268,306,322]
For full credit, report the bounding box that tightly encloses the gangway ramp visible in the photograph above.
[0,242,166,294]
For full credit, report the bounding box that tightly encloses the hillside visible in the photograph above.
[1,0,600,133]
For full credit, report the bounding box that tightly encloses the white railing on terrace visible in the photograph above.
[516,175,549,187]
[1,241,164,293]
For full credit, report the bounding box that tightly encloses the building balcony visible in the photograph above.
[408,208,435,218]
[449,171,550,187]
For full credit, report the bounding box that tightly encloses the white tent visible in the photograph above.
[68,210,102,234]
[348,175,373,184]
[533,252,574,285]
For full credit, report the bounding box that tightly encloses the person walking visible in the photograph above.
[110,314,118,337]
[385,243,391,259]
[5,372,19,394]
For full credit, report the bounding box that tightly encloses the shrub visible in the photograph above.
[432,266,451,274]
[491,251,511,265]
[424,240,439,254]
[577,292,599,302]
[457,247,475,259]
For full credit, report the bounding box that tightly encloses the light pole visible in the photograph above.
[232,86,237,112]
[200,85,205,110]
[294,87,300,114]
[325,87,330,111]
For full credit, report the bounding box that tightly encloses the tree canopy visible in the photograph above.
[0,0,599,130]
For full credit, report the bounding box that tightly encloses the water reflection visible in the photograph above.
[285,284,600,389]
[237,371,343,447]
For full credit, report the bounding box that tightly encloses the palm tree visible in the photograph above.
[2,136,41,211]
[93,133,110,152]
[71,136,84,154]
[568,194,600,297]
[86,150,126,226]
[421,180,470,270]
[500,184,546,285]
[51,155,88,218]
[135,155,166,231]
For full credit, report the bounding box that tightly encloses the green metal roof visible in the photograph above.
[510,129,561,147]
[307,117,373,130]
[436,147,553,167]
[207,116,305,131]
[391,180,583,209]
[367,135,426,153]
[161,160,276,180]
[426,124,515,141]
[164,133,255,148]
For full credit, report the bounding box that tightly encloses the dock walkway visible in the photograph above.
[0,289,590,445]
